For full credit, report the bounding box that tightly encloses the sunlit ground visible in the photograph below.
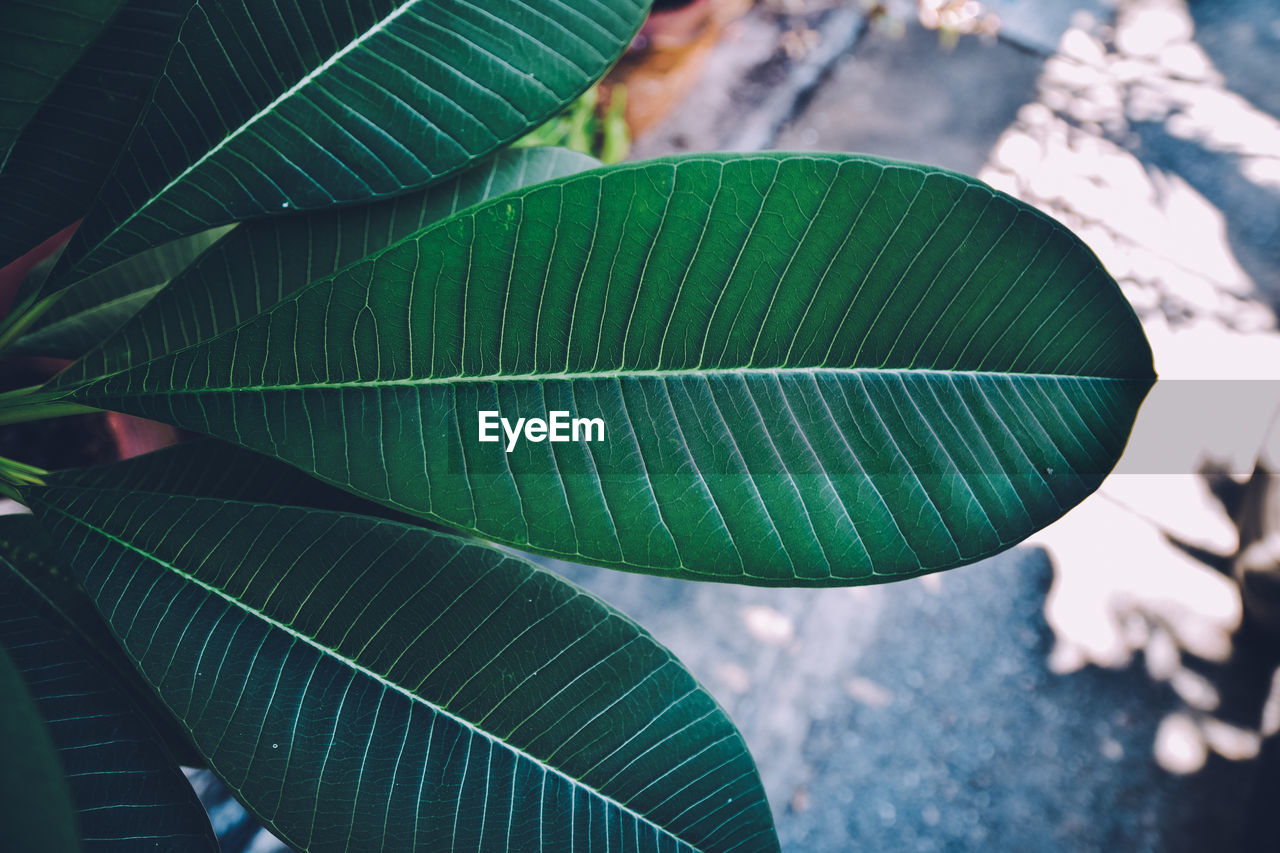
[980,0,1280,775]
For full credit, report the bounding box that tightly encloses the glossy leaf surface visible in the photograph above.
[0,549,218,851]
[0,0,190,268]
[58,146,598,384]
[57,0,650,279]
[64,153,1156,585]
[27,485,778,852]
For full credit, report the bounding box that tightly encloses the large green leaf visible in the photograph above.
[0,514,204,767]
[56,0,651,280]
[0,0,126,158]
[26,485,778,852]
[0,0,191,268]
[61,152,1156,586]
[0,642,80,853]
[0,548,219,851]
[10,226,233,358]
[58,146,598,383]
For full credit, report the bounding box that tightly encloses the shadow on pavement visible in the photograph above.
[1189,0,1280,123]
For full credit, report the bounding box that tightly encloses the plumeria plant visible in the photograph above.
[0,1,1152,850]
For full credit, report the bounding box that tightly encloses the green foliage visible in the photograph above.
[0,0,126,158]
[0,514,204,765]
[10,226,234,359]
[0,0,192,269]
[51,0,651,282]
[516,84,633,163]
[61,152,1151,585]
[0,643,81,853]
[52,146,601,380]
[0,543,217,849]
[0,0,1153,849]
[27,484,775,851]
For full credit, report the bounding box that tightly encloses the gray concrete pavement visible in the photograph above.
[773,18,1044,176]
[558,550,1267,851]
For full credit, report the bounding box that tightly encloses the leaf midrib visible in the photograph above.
[66,153,1153,396]
[84,366,1150,397]
[79,0,423,270]
[35,496,701,853]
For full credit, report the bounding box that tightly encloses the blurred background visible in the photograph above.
[6,0,1279,849]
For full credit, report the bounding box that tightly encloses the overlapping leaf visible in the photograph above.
[57,146,598,383]
[26,485,778,852]
[0,0,126,157]
[49,439,436,529]
[0,514,203,766]
[0,515,134,686]
[61,153,1156,585]
[11,226,232,358]
[0,547,219,851]
[56,0,650,280]
[0,642,79,853]
[0,0,191,268]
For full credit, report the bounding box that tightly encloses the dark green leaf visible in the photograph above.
[0,0,191,268]
[0,514,205,767]
[61,152,1156,586]
[26,485,778,852]
[48,439,437,528]
[0,0,126,156]
[0,514,111,656]
[56,0,651,280]
[58,146,598,384]
[0,547,218,851]
[11,226,232,358]
[0,642,80,853]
